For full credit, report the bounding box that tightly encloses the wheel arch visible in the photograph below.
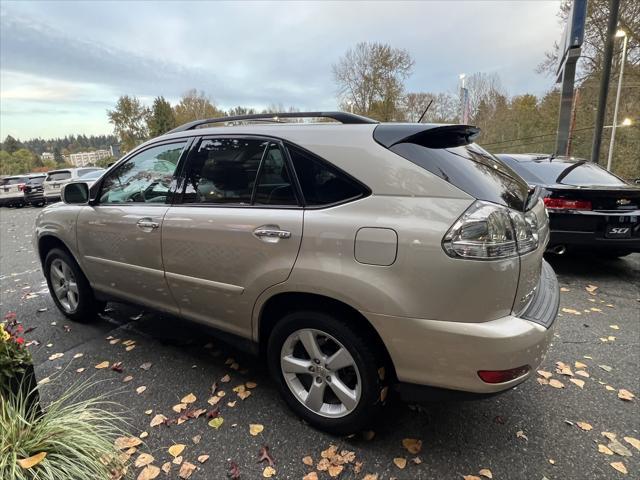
[38,235,78,267]
[257,291,397,381]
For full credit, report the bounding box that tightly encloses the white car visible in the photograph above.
[0,173,43,207]
[43,168,103,203]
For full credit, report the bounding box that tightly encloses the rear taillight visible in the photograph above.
[18,184,25,191]
[442,200,540,260]
[478,365,530,384]
[543,197,592,210]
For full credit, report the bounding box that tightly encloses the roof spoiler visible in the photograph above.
[373,124,481,149]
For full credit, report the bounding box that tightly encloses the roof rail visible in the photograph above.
[166,111,378,134]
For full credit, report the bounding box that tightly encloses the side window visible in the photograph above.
[182,138,265,204]
[287,145,365,206]
[253,144,297,205]
[99,142,185,204]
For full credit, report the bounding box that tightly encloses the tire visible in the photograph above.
[44,248,103,322]
[267,310,388,435]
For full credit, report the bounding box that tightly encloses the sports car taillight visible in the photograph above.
[543,197,592,210]
[442,200,539,260]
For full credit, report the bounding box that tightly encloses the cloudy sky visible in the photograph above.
[1,1,562,140]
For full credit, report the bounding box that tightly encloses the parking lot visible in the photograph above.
[1,206,638,479]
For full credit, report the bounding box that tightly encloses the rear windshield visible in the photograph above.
[46,171,72,181]
[27,176,46,185]
[1,177,28,185]
[505,160,627,187]
[390,142,529,210]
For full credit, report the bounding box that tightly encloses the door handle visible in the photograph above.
[137,218,159,230]
[253,226,291,239]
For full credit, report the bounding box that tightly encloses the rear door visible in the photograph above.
[161,136,303,338]
[77,140,188,313]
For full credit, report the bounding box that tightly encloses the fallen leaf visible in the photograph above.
[402,438,422,454]
[479,468,493,479]
[537,370,553,379]
[115,436,142,449]
[574,361,587,369]
[302,456,314,466]
[603,432,617,441]
[17,452,47,469]
[624,437,640,451]
[173,403,187,413]
[124,375,133,382]
[95,361,110,369]
[250,424,264,436]
[608,439,633,457]
[178,461,196,479]
[412,456,423,465]
[262,466,276,478]
[610,325,620,330]
[586,284,598,294]
[144,409,153,415]
[208,396,221,406]
[599,444,614,455]
[562,308,581,315]
[140,362,152,370]
[168,444,185,457]
[575,370,590,378]
[161,463,171,474]
[606,385,616,391]
[229,462,240,479]
[135,453,155,468]
[48,353,64,361]
[328,464,343,477]
[570,379,585,389]
[610,462,628,475]
[303,473,319,480]
[140,431,148,439]
[246,381,258,389]
[37,377,50,385]
[150,414,167,427]
[238,390,251,400]
[227,401,237,408]
[258,446,275,467]
[577,422,593,431]
[197,455,209,464]
[549,458,556,465]
[208,417,224,429]
[393,458,407,469]
[516,430,528,441]
[136,386,147,394]
[463,476,481,480]
[618,389,635,401]
[560,287,570,292]
[173,456,183,465]
[220,374,231,383]
[599,365,613,372]
[76,368,85,373]
[363,475,378,480]
[549,379,565,389]
[137,465,160,480]
[181,393,196,404]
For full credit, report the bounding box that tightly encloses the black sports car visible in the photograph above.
[497,154,640,257]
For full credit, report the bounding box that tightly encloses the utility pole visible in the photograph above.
[606,29,628,171]
[591,0,620,164]
[567,88,580,156]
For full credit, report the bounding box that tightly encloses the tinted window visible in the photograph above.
[182,138,265,204]
[507,160,628,187]
[254,144,297,205]
[78,168,101,177]
[2,177,28,185]
[100,142,184,204]
[46,171,72,181]
[390,142,528,210]
[27,177,46,185]
[79,170,103,180]
[287,145,365,206]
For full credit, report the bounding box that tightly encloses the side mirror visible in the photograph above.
[62,182,89,204]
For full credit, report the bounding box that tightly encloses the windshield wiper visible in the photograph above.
[555,160,586,184]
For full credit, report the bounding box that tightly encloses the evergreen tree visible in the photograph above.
[147,96,176,137]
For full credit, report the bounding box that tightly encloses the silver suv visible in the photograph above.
[35,112,559,434]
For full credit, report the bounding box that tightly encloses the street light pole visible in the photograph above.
[606,29,628,171]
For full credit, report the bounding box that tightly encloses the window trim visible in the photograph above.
[172,134,303,209]
[91,138,191,207]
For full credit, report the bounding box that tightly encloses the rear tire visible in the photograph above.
[44,248,103,322]
[267,310,388,435]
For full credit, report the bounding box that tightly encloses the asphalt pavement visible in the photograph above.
[1,206,638,480]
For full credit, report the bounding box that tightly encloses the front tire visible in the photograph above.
[267,310,387,435]
[44,248,102,322]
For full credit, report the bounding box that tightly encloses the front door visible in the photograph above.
[77,140,188,313]
[162,137,303,337]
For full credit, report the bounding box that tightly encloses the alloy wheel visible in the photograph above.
[50,258,79,313]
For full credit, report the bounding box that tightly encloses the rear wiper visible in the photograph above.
[555,160,586,184]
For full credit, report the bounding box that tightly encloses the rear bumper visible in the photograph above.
[550,230,640,251]
[0,195,24,206]
[365,260,559,397]
[25,192,45,205]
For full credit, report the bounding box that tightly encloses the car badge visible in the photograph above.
[616,198,631,206]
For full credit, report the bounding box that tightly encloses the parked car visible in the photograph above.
[0,174,30,207]
[43,167,103,203]
[35,112,559,434]
[77,168,105,188]
[497,154,640,257]
[22,174,48,207]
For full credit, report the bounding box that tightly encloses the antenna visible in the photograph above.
[417,100,434,124]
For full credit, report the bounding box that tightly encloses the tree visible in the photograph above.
[400,92,459,123]
[332,42,414,121]
[173,89,224,125]
[147,96,176,137]
[227,106,257,116]
[53,146,65,165]
[2,135,20,154]
[107,95,149,153]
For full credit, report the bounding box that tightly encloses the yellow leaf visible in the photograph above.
[574,361,587,369]
[303,473,319,480]
[577,421,593,431]
[249,424,264,436]
[402,438,422,454]
[328,464,344,477]
[17,452,47,469]
[624,437,640,451]
[161,462,171,474]
[393,457,407,469]
[263,466,276,478]
[173,456,183,465]
[168,444,186,457]
[238,390,251,400]
[302,456,314,466]
[135,453,155,468]
[137,465,160,480]
[598,444,614,455]
[179,461,196,479]
[181,393,196,404]
[115,436,142,449]
[208,396,221,406]
[610,462,628,475]
[618,389,635,401]
[479,468,493,479]
[537,370,553,379]
[321,445,338,458]
[549,379,565,389]
[95,361,110,369]
[575,370,590,378]
[463,476,481,480]
[570,379,585,389]
[233,385,246,393]
[208,417,224,429]
[172,403,187,413]
[150,414,167,427]
[197,455,209,464]
[610,325,620,330]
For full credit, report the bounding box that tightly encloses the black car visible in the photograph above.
[497,154,639,258]
[22,174,47,207]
